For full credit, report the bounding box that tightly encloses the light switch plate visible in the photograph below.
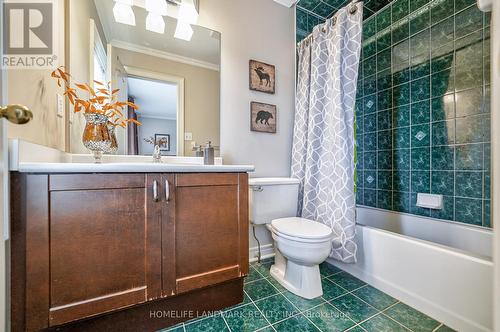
[56,94,64,118]
[184,132,193,140]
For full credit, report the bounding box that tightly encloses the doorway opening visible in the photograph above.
[125,69,184,156]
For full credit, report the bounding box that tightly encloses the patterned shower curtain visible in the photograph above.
[291,2,363,263]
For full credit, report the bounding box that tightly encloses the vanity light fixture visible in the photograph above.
[146,0,168,15]
[113,0,136,26]
[145,0,167,33]
[174,21,193,41]
[177,0,198,24]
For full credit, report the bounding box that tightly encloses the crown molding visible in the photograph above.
[110,39,220,71]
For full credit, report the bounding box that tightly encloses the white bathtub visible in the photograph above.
[328,206,493,332]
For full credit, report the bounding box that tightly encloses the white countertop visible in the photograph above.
[16,162,255,173]
[9,139,255,173]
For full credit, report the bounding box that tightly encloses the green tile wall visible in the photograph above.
[296,0,394,42]
[296,7,323,41]
[355,0,491,227]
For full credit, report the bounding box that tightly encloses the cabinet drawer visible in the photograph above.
[176,173,239,187]
[49,174,145,191]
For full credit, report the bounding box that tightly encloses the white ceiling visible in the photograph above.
[94,0,221,66]
[273,0,298,7]
[128,76,178,120]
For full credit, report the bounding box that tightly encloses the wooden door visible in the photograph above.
[0,3,7,329]
[11,173,163,330]
[0,39,9,331]
[172,173,249,294]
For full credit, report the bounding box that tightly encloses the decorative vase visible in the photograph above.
[106,122,118,154]
[82,113,112,163]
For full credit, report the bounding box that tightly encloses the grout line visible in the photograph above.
[244,287,277,332]
[379,307,418,331]
[296,5,328,20]
[324,276,440,332]
[433,323,444,331]
[349,301,402,331]
[220,310,232,332]
[274,291,326,331]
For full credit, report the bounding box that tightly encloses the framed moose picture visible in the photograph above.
[249,60,275,94]
[251,102,277,133]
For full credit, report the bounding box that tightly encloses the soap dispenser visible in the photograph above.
[204,141,215,165]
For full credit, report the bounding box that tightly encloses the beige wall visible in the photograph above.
[5,0,106,154]
[197,0,296,252]
[114,47,220,156]
[198,0,296,177]
[6,0,66,151]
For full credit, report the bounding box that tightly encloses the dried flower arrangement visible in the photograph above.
[50,66,140,128]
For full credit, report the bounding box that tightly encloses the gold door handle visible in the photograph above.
[0,104,33,124]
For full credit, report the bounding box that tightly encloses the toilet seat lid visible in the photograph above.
[271,217,333,240]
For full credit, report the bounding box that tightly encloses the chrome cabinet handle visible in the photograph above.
[153,180,159,202]
[165,179,170,202]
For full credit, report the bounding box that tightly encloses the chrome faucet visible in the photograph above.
[152,145,162,163]
[144,137,162,163]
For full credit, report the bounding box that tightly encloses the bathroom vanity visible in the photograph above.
[9,144,253,331]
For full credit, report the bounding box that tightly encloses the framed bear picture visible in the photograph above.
[249,60,275,94]
[251,102,277,133]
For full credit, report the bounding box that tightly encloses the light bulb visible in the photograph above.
[145,0,167,16]
[113,2,136,26]
[174,21,193,41]
[146,12,165,34]
[178,0,198,24]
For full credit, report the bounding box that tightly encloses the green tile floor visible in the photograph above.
[160,258,455,332]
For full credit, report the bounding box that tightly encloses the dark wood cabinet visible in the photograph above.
[174,173,248,294]
[11,172,249,331]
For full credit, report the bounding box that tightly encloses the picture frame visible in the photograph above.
[249,60,276,94]
[250,102,277,133]
[154,134,171,152]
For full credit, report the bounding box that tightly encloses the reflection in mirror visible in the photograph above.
[127,76,179,156]
[68,0,220,156]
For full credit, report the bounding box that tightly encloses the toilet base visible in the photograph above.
[270,251,323,299]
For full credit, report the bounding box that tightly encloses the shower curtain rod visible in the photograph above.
[297,0,361,46]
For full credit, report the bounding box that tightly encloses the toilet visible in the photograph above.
[249,178,333,299]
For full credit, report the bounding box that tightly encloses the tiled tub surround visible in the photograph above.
[355,0,492,227]
[160,259,453,332]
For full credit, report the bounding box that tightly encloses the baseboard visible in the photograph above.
[249,244,274,263]
[326,258,491,332]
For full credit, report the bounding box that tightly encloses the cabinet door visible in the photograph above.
[47,174,162,326]
[173,173,248,294]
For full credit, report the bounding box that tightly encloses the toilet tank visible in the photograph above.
[249,177,300,225]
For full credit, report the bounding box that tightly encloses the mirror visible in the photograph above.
[67,0,220,156]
